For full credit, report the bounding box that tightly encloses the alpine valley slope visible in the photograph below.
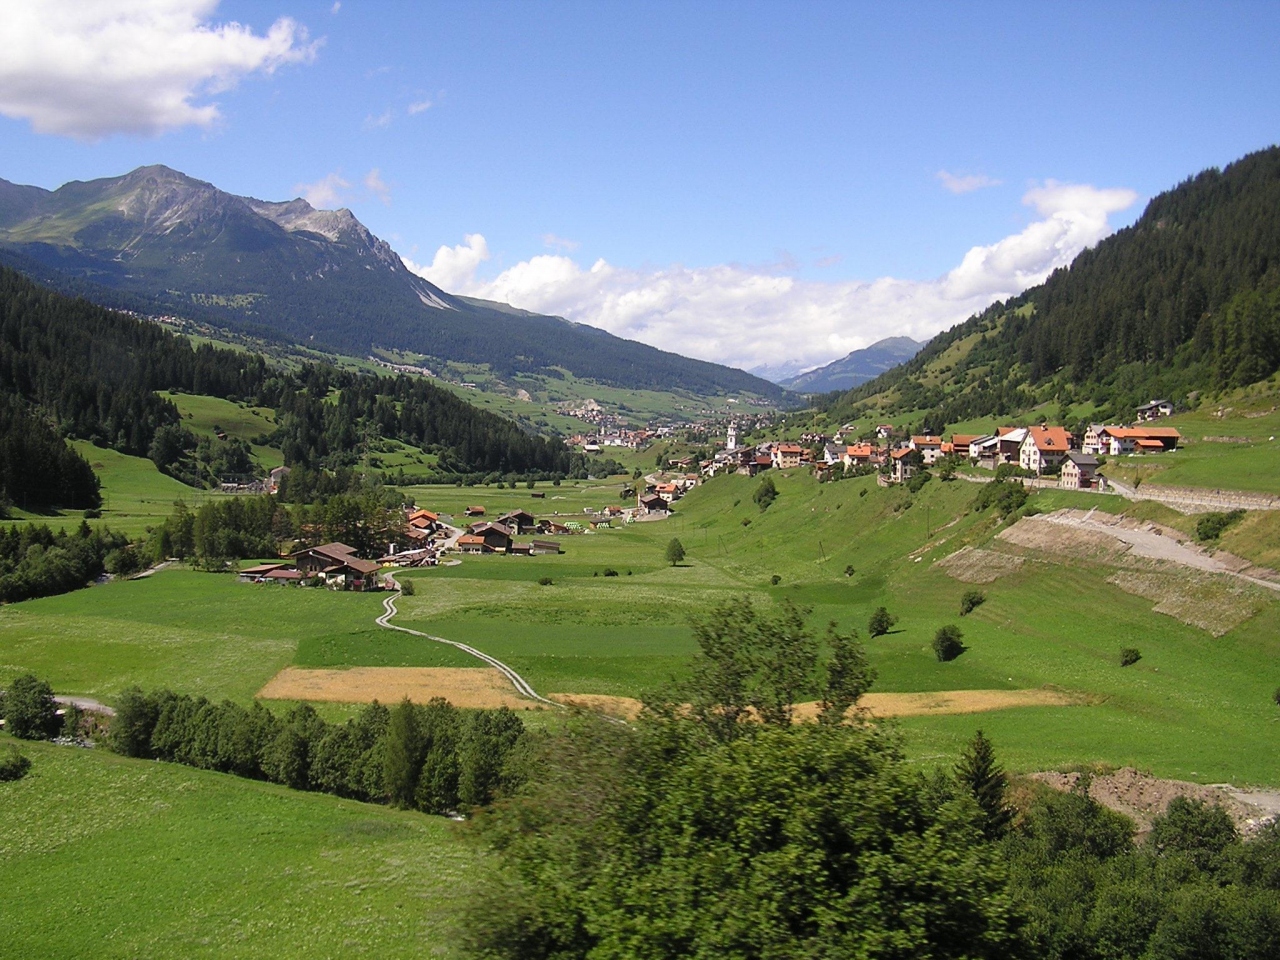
[780,336,921,393]
[0,165,784,400]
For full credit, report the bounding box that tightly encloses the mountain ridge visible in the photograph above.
[0,165,786,400]
[781,336,921,393]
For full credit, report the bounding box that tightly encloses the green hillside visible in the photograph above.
[820,146,1280,432]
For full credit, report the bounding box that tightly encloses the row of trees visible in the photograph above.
[111,690,525,813]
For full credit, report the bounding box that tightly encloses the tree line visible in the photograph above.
[110,689,525,813]
[0,265,618,510]
[0,521,129,604]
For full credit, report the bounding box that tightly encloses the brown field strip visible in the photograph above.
[259,668,1084,721]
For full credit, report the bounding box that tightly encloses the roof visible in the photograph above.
[465,505,486,513]
[1136,438,1165,448]
[891,448,912,460]
[457,535,486,546]
[776,443,804,454]
[340,556,381,575]
[240,562,289,575]
[1136,399,1171,410]
[531,540,562,550]
[1065,451,1099,467]
[263,569,303,580]
[911,435,943,446]
[292,542,358,561]
[1026,425,1072,452]
[846,443,873,456]
[498,509,535,520]
[471,522,512,537]
[950,434,982,445]
[1101,426,1181,440]
[408,509,438,521]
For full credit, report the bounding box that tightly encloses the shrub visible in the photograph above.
[0,744,31,782]
[3,673,59,740]
[971,479,1029,516]
[770,574,782,585]
[906,471,932,494]
[959,590,986,616]
[537,576,553,586]
[603,568,619,577]
[1274,687,1280,706]
[868,606,898,637]
[1196,510,1245,542]
[753,476,778,511]
[844,565,855,577]
[399,578,415,596]
[932,625,965,662]
[1120,648,1142,667]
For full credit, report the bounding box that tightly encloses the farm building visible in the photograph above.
[290,543,381,591]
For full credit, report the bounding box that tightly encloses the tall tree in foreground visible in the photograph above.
[664,537,685,566]
[957,729,1014,839]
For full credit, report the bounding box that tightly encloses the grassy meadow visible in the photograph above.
[0,737,473,960]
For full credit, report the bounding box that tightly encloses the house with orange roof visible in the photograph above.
[844,443,875,468]
[771,443,804,470]
[949,435,982,459]
[889,447,916,483]
[1096,426,1181,455]
[909,435,944,464]
[1019,425,1074,474]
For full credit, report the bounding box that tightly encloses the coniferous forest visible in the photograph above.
[0,266,607,509]
[819,146,1280,429]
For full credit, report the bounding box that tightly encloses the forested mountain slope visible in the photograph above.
[819,146,1280,429]
[0,267,602,508]
[0,166,784,400]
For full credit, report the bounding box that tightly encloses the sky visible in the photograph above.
[2,1,1279,380]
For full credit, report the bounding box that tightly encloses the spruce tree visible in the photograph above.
[956,729,1013,839]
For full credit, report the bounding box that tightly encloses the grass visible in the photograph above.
[160,391,284,471]
[0,737,473,960]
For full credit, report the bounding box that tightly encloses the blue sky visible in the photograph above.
[2,1,1279,376]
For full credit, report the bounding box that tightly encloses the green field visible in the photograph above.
[161,391,285,471]
[4,468,1280,786]
[0,737,472,960]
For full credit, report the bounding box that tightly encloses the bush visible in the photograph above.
[537,576,553,586]
[959,590,986,616]
[905,471,932,494]
[399,578,415,596]
[3,673,59,740]
[753,476,778,511]
[932,625,965,662]
[1120,647,1142,667]
[770,574,781,585]
[603,568,619,577]
[0,744,31,782]
[844,565,855,577]
[868,606,898,637]
[1274,687,1280,706]
[1196,509,1245,542]
[971,479,1029,516]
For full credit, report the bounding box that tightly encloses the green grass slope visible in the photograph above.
[0,738,472,960]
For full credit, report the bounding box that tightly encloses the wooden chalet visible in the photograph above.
[289,542,381,591]
[497,509,537,534]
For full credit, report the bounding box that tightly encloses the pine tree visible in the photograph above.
[955,729,1013,839]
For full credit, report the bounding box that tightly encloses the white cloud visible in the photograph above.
[404,234,492,293]
[363,168,390,204]
[401,182,1138,375]
[364,107,393,129]
[295,172,349,208]
[331,1,340,12]
[407,99,432,115]
[541,233,580,253]
[937,170,1003,195]
[0,0,317,140]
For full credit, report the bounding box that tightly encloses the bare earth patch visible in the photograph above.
[258,666,545,710]
[1106,569,1268,637]
[1030,767,1279,836]
[553,688,1084,722]
[937,546,1025,583]
[997,514,1131,562]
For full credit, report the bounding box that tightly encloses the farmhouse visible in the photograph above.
[497,509,537,534]
[889,447,915,483]
[909,435,944,465]
[639,493,670,515]
[949,435,982,460]
[1059,451,1100,489]
[238,562,290,582]
[530,539,563,555]
[1096,426,1181,455]
[290,543,381,591]
[1135,399,1174,421]
[844,443,875,468]
[466,523,514,552]
[771,443,804,469]
[464,505,486,517]
[1019,425,1073,475]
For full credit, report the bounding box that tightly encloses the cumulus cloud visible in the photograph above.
[0,0,317,140]
[407,99,432,115]
[402,182,1138,375]
[937,170,1003,194]
[295,172,349,208]
[363,168,390,203]
[364,107,393,129]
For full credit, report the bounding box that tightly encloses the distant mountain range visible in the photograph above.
[0,165,785,400]
[780,337,922,393]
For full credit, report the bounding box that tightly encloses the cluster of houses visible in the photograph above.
[637,474,699,516]
[238,542,384,591]
[455,508,565,556]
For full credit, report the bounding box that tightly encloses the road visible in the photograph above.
[375,578,562,708]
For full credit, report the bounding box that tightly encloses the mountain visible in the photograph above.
[818,146,1280,429]
[0,165,785,401]
[781,337,921,393]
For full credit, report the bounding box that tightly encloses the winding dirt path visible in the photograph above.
[375,578,562,708]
